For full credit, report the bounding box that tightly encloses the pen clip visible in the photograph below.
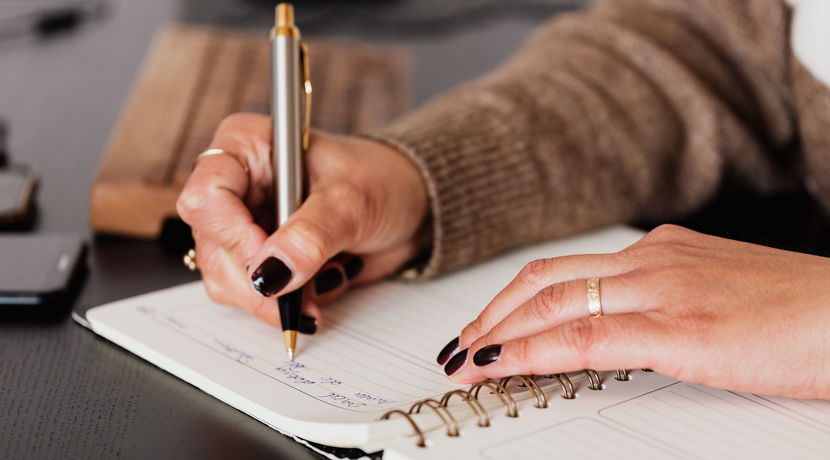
[300,41,312,152]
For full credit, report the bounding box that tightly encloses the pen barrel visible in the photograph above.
[271,34,303,227]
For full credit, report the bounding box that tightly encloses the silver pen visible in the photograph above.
[271,3,311,361]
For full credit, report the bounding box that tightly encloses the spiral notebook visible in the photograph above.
[83,227,830,458]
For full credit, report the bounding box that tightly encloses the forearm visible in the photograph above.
[369,0,799,278]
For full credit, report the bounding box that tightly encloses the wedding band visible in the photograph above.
[194,148,249,173]
[183,248,198,271]
[587,278,602,317]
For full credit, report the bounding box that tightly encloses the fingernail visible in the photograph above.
[444,348,468,376]
[299,315,317,335]
[343,256,364,281]
[436,336,460,365]
[473,344,502,367]
[314,268,344,295]
[251,257,292,297]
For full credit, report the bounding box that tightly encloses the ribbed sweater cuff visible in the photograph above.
[363,93,545,279]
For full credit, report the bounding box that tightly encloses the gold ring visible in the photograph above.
[194,148,249,173]
[183,248,198,271]
[587,278,602,317]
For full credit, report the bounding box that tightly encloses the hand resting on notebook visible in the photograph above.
[177,113,429,330]
[443,224,830,399]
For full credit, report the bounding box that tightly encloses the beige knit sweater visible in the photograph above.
[367,0,830,279]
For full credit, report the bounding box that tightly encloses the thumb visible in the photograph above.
[246,185,365,297]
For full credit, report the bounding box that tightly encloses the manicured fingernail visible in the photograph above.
[436,336,460,365]
[343,256,363,281]
[251,257,292,297]
[473,344,502,367]
[299,315,317,335]
[314,268,344,295]
[444,348,468,376]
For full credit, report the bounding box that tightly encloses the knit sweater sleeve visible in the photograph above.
[366,0,801,278]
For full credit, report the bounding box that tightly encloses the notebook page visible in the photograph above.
[385,371,830,459]
[480,418,672,459]
[86,226,644,446]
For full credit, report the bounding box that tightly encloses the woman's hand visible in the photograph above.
[440,224,830,399]
[177,113,428,330]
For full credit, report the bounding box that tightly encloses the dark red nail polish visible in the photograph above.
[314,268,343,295]
[436,337,460,365]
[343,256,363,281]
[473,344,502,366]
[299,315,317,335]
[251,257,292,297]
[444,348,468,376]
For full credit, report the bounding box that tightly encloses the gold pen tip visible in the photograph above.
[276,3,295,28]
[283,330,298,361]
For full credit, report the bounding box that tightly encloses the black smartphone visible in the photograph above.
[0,165,38,229]
[0,234,87,318]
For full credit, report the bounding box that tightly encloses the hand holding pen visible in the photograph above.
[177,117,430,347]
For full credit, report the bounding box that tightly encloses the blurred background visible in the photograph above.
[0,0,585,236]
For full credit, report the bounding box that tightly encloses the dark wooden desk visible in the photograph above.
[2,1,828,459]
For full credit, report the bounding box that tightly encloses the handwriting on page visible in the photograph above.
[138,303,455,413]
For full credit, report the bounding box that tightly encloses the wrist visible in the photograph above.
[358,136,433,274]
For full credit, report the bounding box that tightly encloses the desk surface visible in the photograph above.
[1,1,828,459]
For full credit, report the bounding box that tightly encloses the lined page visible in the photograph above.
[480,418,671,459]
[599,383,830,458]
[86,226,644,444]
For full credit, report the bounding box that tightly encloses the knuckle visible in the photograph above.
[285,217,334,263]
[220,230,248,260]
[176,188,207,223]
[562,319,597,367]
[671,309,715,336]
[518,258,555,287]
[508,337,531,365]
[325,182,365,206]
[532,284,566,321]
[461,317,486,345]
[216,112,249,132]
[647,224,687,241]
[322,184,369,235]
[628,240,695,268]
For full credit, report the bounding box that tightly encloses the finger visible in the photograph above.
[207,112,274,189]
[247,185,368,297]
[178,156,268,267]
[309,241,420,306]
[196,237,321,331]
[449,313,669,384]
[467,274,649,358]
[178,113,274,265]
[457,252,634,350]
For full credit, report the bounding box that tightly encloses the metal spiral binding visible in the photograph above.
[440,389,490,427]
[471,380,518,418]
[409,399,459,437]
[380,369,634,448]
[584,369,603,390]
[544,373,576,399]
[499,375,548,408]
[381,410,426,447]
